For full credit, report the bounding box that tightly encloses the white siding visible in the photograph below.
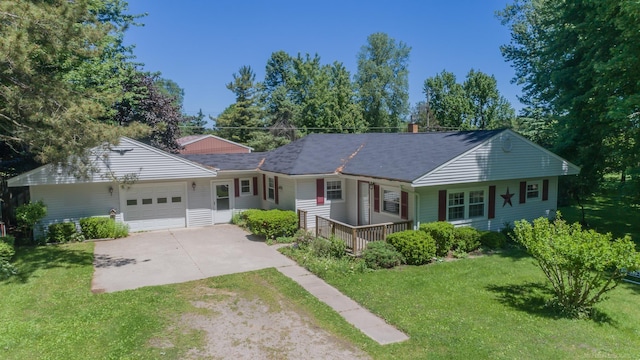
[416,177,558,231]
[294,177,349,228]
[8,137,217,186]
[262,175,295,211]
[30,183,120,236]
[187,178,213,227]
[413,130,579,187]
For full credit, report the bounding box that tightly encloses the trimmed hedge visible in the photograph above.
[79,217,129,239]
[362,241,405,269]
[387,230,436,265]
[453,226,481,252]
[243,209,297,240]
[420,222,455,257]
[47,222,78,243]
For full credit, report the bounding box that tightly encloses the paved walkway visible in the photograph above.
[277,264,409,345]
[92,225,408,345]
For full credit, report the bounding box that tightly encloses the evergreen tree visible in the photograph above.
[223,66,262,144]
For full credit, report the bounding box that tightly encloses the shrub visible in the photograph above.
[243,209,297,239]
[15,201,47,244]
[113,222,129,239]
[79,217,127,239]
[361,241,405,269]
[513,214,640,318]
[0,259,17,280]
[420,222,455,257]
[479,231,507,249]
[294,229,315,246]
[328,236,347,258]
[453,226,481,252]
[387,230,436,265]
[47,222,78,243]
[1,235,16,247]
[0,242,15,261]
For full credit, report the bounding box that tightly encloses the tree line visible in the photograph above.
[215,33,517,151]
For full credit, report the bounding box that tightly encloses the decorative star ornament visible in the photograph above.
[501,187,514,207]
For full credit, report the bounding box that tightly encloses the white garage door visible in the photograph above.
[121,183,186,231]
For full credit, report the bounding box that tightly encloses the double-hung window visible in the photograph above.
[326,180,343,201]
[447,189,485,220]
[448,192,465,220]
[382,188,401,215]
[526,183,539,199]
[240,179,251,196]
[267,177,275,201]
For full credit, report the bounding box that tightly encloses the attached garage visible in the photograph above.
[7,137,219,236]
[120,182,187,231]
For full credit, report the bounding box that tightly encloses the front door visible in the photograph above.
[358,181,370,225]
[212,181,233,224]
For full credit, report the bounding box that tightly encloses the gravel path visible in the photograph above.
[151,287,371,360]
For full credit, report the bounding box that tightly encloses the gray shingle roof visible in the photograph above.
[261,130,504,181]
[179,152,266,171]
[181,130,504,182]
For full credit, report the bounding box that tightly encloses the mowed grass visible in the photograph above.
[0,242,374,359]
[325,249,640,359]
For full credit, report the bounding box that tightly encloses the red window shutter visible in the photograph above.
[274,176,279,204]
[519,181,527,204]
[373,185,380,213]
[401,191,409,220]
[438,190,447,221]
[316,179,325,205]
[234,178,240,197]
[262,174,266,200]
[542,179,549,201]
[488,186,496,219]
[252,176,258,196]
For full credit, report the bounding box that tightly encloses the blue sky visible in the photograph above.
[124,0,521,120]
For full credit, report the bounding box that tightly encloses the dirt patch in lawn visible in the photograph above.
[152,286,370,360]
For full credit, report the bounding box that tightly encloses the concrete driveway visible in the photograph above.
[92,224,296,293]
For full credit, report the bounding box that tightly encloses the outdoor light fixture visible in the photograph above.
[192,182,196,191]
[108,186,114,196]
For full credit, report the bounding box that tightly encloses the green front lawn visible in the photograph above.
[324,249,640,359]
[3,231,639,359]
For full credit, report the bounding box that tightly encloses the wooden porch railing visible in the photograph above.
[297,209,308,231]
[315,215,413,254]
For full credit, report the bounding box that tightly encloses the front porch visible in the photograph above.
[297,210,413,254]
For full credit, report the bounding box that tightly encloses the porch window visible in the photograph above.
[382,189,400,215]
[240,179,252,196]
[267,177,275,201]
[326,180,343,201]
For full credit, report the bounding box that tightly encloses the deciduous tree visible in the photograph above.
[355,33,411,132]
[498,0,640,189]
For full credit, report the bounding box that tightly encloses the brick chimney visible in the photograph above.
[408,123,419,133]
